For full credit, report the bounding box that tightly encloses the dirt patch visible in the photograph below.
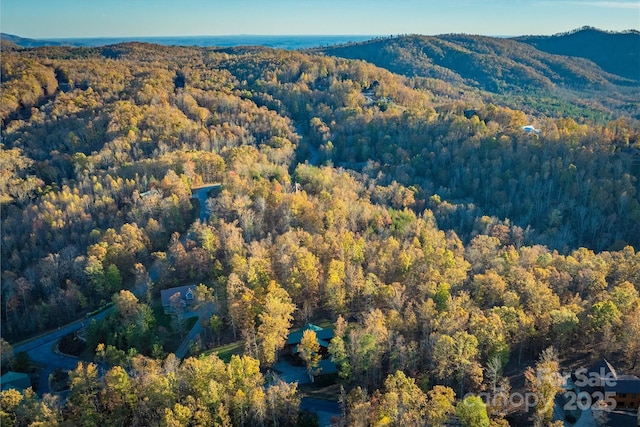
[300,383,341,401]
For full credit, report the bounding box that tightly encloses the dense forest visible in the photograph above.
[515,27,640,81]
[1,29,639,426]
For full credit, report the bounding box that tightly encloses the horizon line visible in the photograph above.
[0,32,576,41]
[4,26,638,41]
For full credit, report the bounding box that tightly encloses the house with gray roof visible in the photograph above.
[576,359,640,413]
[160,285,196,314]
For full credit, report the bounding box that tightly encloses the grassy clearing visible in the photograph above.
[150,303,199,352]
[202,340,244,362]
[151,303,173,329]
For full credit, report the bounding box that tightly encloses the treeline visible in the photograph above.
[1,353,301,427]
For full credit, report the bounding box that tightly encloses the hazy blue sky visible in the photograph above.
[2,0,639,38]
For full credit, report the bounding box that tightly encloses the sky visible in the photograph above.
[1,0,639,38]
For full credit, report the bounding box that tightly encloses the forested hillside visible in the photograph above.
[0,33,66,48]
[516,26,640,81]
[1,36,639,426]
[315,30,640,121]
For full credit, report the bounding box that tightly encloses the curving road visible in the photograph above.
[191,184,221,223]
[8,186,219,396]
[12,306,204,395]
[12,308,113,395]
[295,124,320,167]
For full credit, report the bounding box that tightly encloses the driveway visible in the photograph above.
[269,358,341,426]
[191,184,221,222]
[271,359,311,385]
[175,314,202,359]
[300,398,340,427]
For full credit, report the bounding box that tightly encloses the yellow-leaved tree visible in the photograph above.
[298,329,321,382]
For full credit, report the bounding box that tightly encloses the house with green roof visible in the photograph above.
[1,371,31,391]
[286,323,334,353]
[284,323,337,375]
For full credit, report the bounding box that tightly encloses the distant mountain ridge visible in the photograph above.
[3,27,639,70]
[515,26,640,81]
[0,33,65,48]
[314,28,639,92]
[4,28,638,119]
[0,33,375,50]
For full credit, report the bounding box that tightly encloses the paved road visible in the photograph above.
[191,184,221,223]
[175,314,202,359]
[15,296,337,425]
[33,350,84,395]
[12,306,203,395]
[300,398,340,427]
[13,309,112,355]
[12,307,114,395]
[8,185,219,395]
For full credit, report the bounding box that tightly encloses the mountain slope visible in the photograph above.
[515,26,640,81]
[315,33,636,93]
[0,33,66,48]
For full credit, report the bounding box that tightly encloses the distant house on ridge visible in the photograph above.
[522,125,541,134]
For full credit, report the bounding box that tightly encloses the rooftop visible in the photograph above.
[1,371,31,391]
[160,285,196,307]
[286,323,334,346]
